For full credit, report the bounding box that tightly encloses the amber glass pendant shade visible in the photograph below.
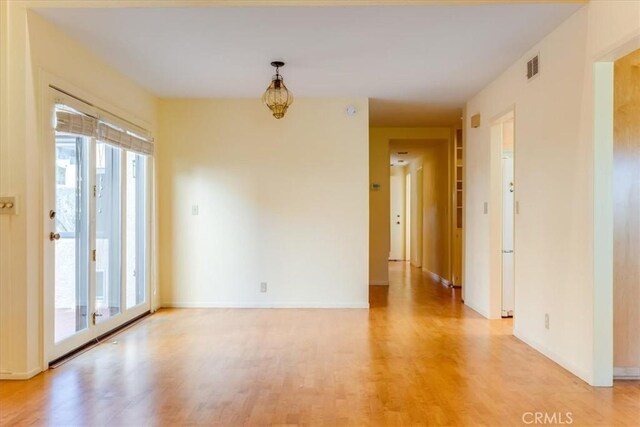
[263,61,293,119]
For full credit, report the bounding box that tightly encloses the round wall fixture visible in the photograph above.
[346,105,357,116]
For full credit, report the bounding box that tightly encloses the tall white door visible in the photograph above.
[405,173,411,261]
[389,172,405,260]
[502,156,515,317]
[45,98,152,363]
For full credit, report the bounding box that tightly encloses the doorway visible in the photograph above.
[405,173,411,262]
[612,48,640,379]
[389,166,405,261]
[491,111,515,318]
[44,90,152,363]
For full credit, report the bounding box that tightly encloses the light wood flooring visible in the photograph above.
[1,262,639,426]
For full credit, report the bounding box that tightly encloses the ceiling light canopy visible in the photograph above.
[262,61,293,119]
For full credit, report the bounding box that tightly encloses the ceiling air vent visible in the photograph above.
[527,54,539,80]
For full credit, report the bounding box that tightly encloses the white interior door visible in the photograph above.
[390,171,405,260]
[413,168,423,268]
[405,173,411,261]
[502,156,515,317]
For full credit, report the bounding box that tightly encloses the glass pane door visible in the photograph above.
[48,100,152,363]
[126,152,147,308]
[95,142,122,323]
[54,134,90,343]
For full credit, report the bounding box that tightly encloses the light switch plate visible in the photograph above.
[0,197,16,215]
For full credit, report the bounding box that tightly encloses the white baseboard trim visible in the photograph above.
[424,269,452,287]
[0,367,42,380]
[369,280,389,286]
[513,328,592,385]
[464,300,490,318]
[614,367,640,380]
[161,301,370,309]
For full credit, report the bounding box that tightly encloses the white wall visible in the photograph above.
[157,98,369,308]
[464,1,640,385]
[0,6,157,379]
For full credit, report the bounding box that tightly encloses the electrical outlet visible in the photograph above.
[260,282,267,293]
[191,205,199,216]
[545,313,550,330]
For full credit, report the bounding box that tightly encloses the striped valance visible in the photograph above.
[54,105,154,156]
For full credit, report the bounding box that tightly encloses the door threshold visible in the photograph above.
[49,311,151,369]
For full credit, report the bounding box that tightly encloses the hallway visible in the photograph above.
[1,262,638,426]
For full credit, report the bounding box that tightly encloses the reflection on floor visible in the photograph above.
[1,262,638,425]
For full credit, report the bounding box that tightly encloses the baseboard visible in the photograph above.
[513,328,592,385]
[464,300,489,318]
[161,301,370,309]
[369,280,389,286]
[614,367,640,380]
[424,269,452,287]
[0,367,42,380]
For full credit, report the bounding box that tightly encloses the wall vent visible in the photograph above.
[527,54,539,80]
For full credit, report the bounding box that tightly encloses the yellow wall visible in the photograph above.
[401,141,451,282]
[0,5,157,379]
[157,98,369,307]
[419,142,450,281]
[369,127,451,285]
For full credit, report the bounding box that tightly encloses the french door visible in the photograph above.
[45,115,151,362]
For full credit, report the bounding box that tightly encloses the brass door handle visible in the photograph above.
[49,232,60,241]
[92,312,103,324]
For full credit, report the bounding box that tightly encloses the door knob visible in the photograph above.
[49,232,61,241]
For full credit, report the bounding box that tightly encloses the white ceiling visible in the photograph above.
[35,3,582,126]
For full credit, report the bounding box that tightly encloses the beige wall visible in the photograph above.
[157,98,369,308]
[464,1,640,385]
[420,141,450,281]
[408,163,423,268]
[0,6,157,379]
[369,128,451,285]
[401,141,451,282]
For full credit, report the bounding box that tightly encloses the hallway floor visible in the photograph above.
[1,262,638,426]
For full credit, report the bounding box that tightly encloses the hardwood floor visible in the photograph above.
[1,262,639,426]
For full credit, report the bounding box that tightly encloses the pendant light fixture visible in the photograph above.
[262,61,293,119]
